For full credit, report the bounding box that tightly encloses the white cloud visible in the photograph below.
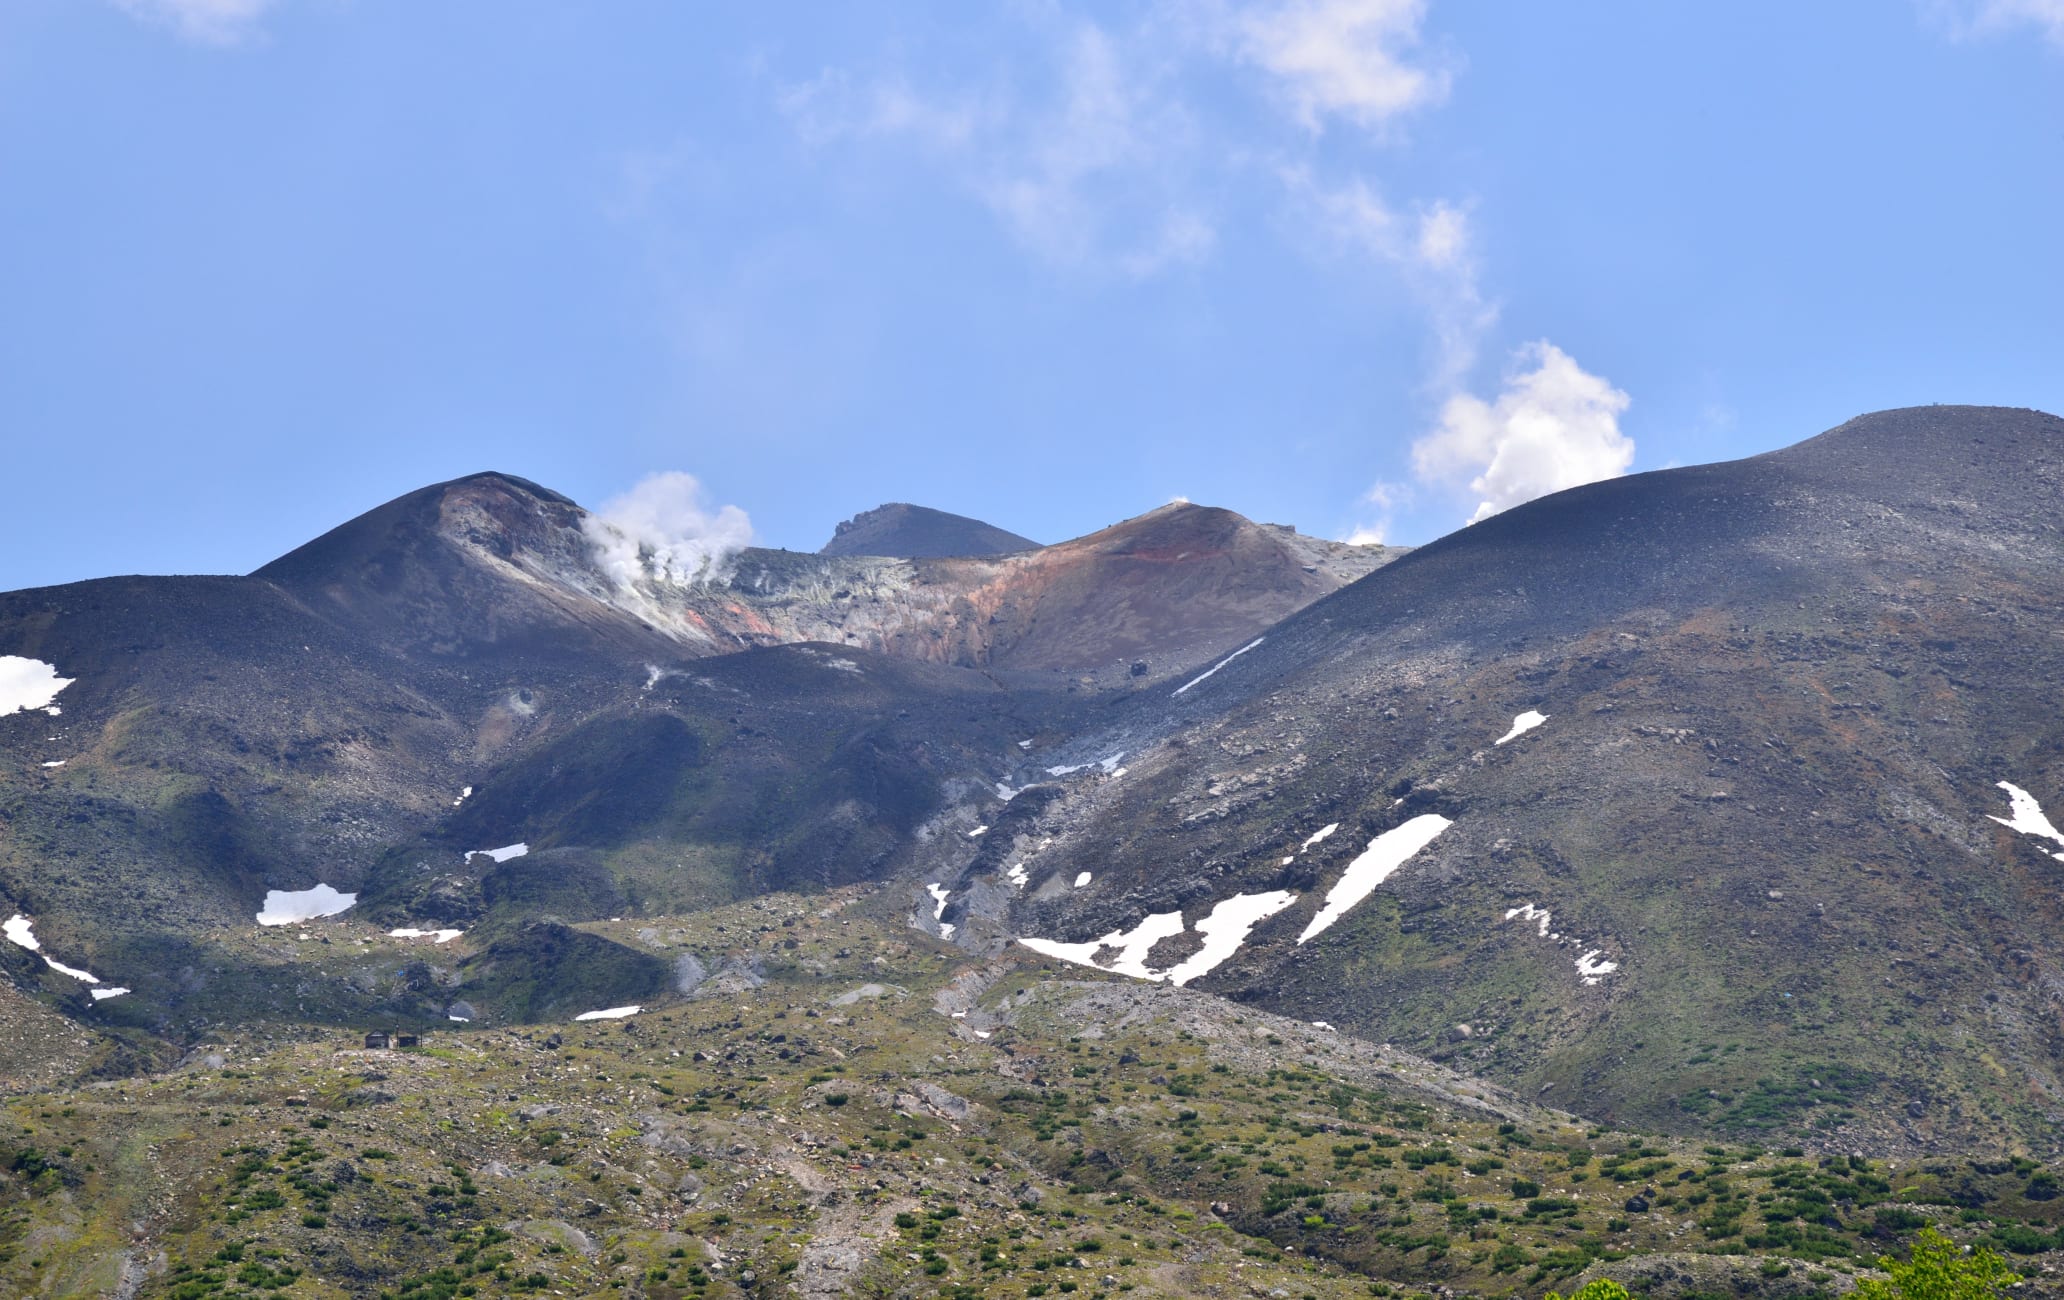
[1413,341,1633,523]
[581,472,754,591]
[1342,480,1409,544]
[1295,175,1495,389]
[1926,0,2064,45]
[777,20,1214,278]
[776,70,989,151]
[110,0,276,45]
[1236,0,1450,130]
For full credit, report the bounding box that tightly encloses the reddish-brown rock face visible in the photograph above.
[258,476,1401,682]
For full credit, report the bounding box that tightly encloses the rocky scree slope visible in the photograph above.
[944,406,2064,1156]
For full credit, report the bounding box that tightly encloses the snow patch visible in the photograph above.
[1006,863,1029,890]
[1173,638,1264,696]
[40,760,65,769]
[448,1014,470,1022]
[1074,871,1093,888]
[2,915,37,951]
[1504,903,1552,937]
[256,885,356,926]
[574,1005,642,1021]
[1045,752,1126,779]
[1298,814,1452,943]
[1017,739,1034,749]
[1019,888,1300,987]
[43,955,98,982]
[1301,822,1340,850]
[389,928,465,944]
[1576,950,1619,985]
[1495,710,1548,745]
[967,825,988,838]
[1018,911,1185,980]
[453,785,473,808]
[6,915,103,983]
[471,843,529,863]
[0,657,74,718]
[90,986,130,1000]
[996,783,1021,801]
[1505,901,1619,984]
[1161,890,1299,986]
[927,883,950,920]
[1991,781,2064,848]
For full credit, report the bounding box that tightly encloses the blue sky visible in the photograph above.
[3,0,2060,590]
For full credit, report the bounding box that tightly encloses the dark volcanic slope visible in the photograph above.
[818,502,1038,557]
[5,474,1390,1035]
[256,471,678,663]
[966,406,2064,1154]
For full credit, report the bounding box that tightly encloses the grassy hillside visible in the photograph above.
[5,888,2063,1299]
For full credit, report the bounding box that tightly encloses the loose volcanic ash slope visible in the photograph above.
[973,406,2064,1155]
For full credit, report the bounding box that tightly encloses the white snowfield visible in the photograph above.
[0,656,73,718]
[1173,637,1264,696]
[1018,889,1301,987]
[967,825,988,838]
[574,1005,642,1021]
[1494,710,1548,745]
[1019,911,1185,980]
[256,884,356,926]
[6,913,108,986]
[1006,862,1029,889]
[1074,871,1093,888]
[1300,823,1340,850]
[452,786,473,808]
[90,987,130,1000]
[389,928,464,944]
[1991,781,2064,859]
[471,843,529,863]
[40,760,65,768]
[40,953,99,982]
[1298,814,1453,943]
[1160,890,1299,986]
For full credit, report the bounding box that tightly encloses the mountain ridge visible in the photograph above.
[4,404,2062,1168]
[818,501,1039,557]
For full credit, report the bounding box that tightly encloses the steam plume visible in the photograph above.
[581,472,754,591]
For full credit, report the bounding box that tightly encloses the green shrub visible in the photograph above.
[1852,1227,2018,1300]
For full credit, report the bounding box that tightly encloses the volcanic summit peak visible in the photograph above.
[819,502,1039,559]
